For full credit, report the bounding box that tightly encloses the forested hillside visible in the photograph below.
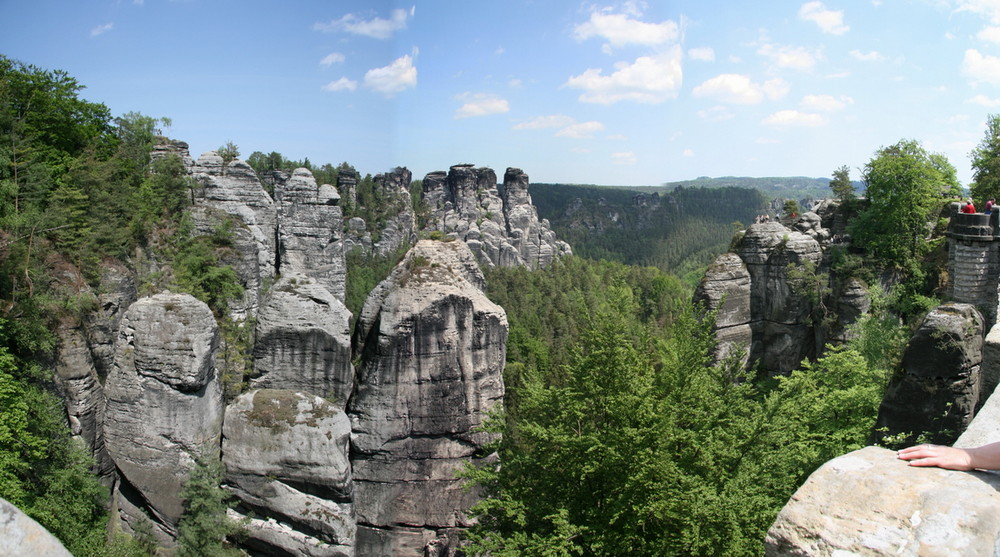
[530,182,769,282]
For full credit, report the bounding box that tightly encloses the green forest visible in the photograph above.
[2,54,998,556]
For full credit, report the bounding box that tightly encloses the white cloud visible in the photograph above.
[800,94,853,111]
[955,0,1000,24]
[969,94,1000,107]
[607,133,628,140]
[692,74,789,104]
[849,49,885,62]
[320,52,346,66]
[697,105,735,121]
[454,93,510,119]
[799,1,849,35]
[508,78,523,88]
[688,47,715,62]
[978,25,1000,43]
[682,148,695,157]
[573,7,679,49]
[565,46,683,104]
[314,6,414,39]
[322,77,358,92]
[762,110,826,127]
[962,48,1000,85]
[90,22,113,37]
[364,54,417,96]
[513,115,576,130]
[612,151,638,165]
[757,42,820,71]
[556,121,606,139]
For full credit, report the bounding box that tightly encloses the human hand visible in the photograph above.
[896,444,975,470]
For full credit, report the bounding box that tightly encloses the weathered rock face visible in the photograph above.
[104,292,224,535]
[371,167,417,258]
[422,165,569,269]
[693,252,752,366]
[500,168,570,269]
[251,273,354,408]
[55,320,114,480]
[83,261,138,379]
[875,303,984,445]
[223,389,355,557]
[735,222,822,373]
[1,497,74,557]
[827,276,871,344]
[765,446,1000,556]
[275,168,347,301]
[191,151,277,318]
[349,239,507,556]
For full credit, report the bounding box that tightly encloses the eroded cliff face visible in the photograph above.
[223,389,355,556]
[422,164,571,269]
[696,206,870,375]
[103,292,224,538]
[251,272,354,407]
[350,239,507,556]
[55,143,566,555]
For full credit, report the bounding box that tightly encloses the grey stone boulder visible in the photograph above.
[875,303,984,446]
[694,252,752,366]
[251,272,354,408]
[735,221,822,374]
[350,239,507,556]
[104,292,224,534]
[0,497,73,557]
[275,168,347,301]
[765,446,1000,556]
[223,389,354,557]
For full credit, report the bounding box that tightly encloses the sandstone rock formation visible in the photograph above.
[693,252,752,366]
[55,320,114,480]
[104,292,224,536]
[422,164,570,269]
[764,445,1000,556]
[701,221,822,374]
[349,239,507,555]
[251,273,353,408]
[275,168,347,301]
[370,167,417,258]
[223,389,355,557]
[190,151,277,318]
[875,302,985,445]
[1,497,73,557]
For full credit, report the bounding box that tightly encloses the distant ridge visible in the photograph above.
[663,176,836,200]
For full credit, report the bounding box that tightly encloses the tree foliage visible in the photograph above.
[850,139,955,267]
[176,451,242,557]
[970,114,1000,203]
[829,165,854,201]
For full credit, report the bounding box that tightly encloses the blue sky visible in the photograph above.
[6,1,1000,187]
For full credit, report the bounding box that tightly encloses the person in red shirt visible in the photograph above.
[962,199,976,213]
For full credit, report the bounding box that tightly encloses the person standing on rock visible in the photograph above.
[986,198,995,215]
[898,442,1000,470]
[962,199,977,214]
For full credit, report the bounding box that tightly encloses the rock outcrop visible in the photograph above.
[733,222,822,373]
[251,273,354,408]
[349,239,507,555]
[1,497,73,557]
[875,303,984,445]
[694,252,752,366]
[190,151,277,319]
[103,292,224,537]
[422,165,570,269]
[55,319,114,480]
[223,389,355,557]
[275,168,347,301]
[764,446,1000,556]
